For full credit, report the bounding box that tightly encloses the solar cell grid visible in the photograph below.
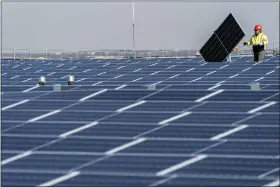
[215,14,245,53]
[200,34,229,62]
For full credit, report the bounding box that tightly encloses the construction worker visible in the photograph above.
[243,24,268,62]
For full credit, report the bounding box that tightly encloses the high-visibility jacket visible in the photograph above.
[246,33,268,49]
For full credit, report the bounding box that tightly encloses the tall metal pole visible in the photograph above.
[132,0,135,58]
[13,48,16,60]
[76,50,79,59]
[45,49,48,60]
[29,49,32,60]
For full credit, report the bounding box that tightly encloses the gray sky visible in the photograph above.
[1,2,279,51]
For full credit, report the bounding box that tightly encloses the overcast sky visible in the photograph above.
[1,1,279,51]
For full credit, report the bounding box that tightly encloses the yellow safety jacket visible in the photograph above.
[246,33,268,49]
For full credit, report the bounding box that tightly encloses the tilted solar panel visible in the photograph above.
[200,13,245,62]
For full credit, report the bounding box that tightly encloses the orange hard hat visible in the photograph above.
[254,24,262,31]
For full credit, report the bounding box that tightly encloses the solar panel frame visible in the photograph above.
[199,13,246,62]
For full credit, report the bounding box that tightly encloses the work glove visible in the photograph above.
[243,42,248,46]
[258,43,264,46]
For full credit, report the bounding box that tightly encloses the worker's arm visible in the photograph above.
[244,36,253,46]
[262,34,268,48]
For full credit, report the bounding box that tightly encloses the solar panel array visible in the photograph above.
[1,56,280,186]
[200,13,246,62]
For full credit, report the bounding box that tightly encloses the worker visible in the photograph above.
[243,24,268,62]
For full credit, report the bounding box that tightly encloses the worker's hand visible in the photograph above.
[258,43,264,46]
[243,42,248,46]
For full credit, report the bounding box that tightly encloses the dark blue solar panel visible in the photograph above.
[37,90,103,101]
[159,177,269,186]
[65,101,134,111]
[2,153,20,161]
[173,157,279,176]
[3,154,101,171]
[2,110,52,121]
[242,114,279,125]
[71,123,153,138]
[91,90,155,101]
[191,102,262,112]
[81,155,189,173]
[121,140,214,154]
[2,92,47,100]
[202,141,279,156]
[2,172,63,187]
[103,112,177,123]
[6,122,90,136]
[1,122,22,130]
[127,102,196,112]
[145,125,232,139]
[169,113,251,125]
[225,126,279,140]
[37,111,113,122]
[2,136,55,151]
[38,138,131,153]
[56,174,164,186]
[145,90,211,101]
[9,101,75,110]
[206,91,278,101]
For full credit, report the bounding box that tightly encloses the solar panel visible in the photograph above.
[1,57,279,186]
[200,13,245,62]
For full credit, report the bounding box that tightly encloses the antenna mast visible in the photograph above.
[132,0,135,57]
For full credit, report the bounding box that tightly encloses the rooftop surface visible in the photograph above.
[1,56,279,186]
